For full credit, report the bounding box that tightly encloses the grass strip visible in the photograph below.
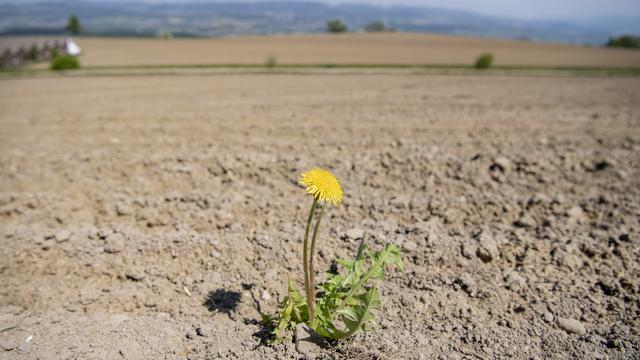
[2,63,640,78]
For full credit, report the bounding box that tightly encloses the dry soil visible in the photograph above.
[0,73,639,359]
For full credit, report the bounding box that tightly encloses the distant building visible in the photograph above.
[0,38,81,69]
[66,38,81,56]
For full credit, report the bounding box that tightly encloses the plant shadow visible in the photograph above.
[202,285,276,348]
[245,318,275,347]
[203,288,241,317]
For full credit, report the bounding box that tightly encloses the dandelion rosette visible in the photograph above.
[299,168,343,206]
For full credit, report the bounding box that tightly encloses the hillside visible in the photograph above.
[2,0,638,44]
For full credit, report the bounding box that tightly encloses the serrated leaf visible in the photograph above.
[336,287,380,339]
[301,242,403,341]
[336,306,359,321]
[382,243,404,272]
[336,258,354,269]
[311,241,403,340]
[266,279,308,344]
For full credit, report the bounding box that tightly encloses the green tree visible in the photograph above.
[65,15,81,35]
[327,19,347,33]
[606,35,639,49]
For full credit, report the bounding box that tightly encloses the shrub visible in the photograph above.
[327,19,347,33]
[26,45,38,61]
[364,21,386,33]
[475,53,493,69]
[606,35,639,49]
[265,55,277,67]
[51,55,80,70]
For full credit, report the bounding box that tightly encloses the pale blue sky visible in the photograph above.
[12,0,640,20]
[324,0,640,20]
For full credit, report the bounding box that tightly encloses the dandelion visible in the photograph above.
[264,167,402,342]
[298,168,342,327]
[299,168,343,205]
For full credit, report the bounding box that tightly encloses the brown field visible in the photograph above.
[1,72,639,359]
[3,33,640,67]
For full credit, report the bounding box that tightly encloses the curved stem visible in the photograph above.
[308,204,326,327]
[302,198,318,321]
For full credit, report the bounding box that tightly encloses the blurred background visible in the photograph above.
[1,0,640,70]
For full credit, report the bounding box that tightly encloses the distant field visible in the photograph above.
[2,33,640,68]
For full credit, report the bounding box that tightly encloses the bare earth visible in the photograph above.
[3,33,640,67]
[0,73,639,359]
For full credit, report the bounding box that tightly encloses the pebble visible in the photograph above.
[115,203,131,216]
[543,312,554,323]
[105,233,125,254]
[595,325,610,336]
[251,233,272,249]
[476,232,498,263]
[295,323,327,356]
[402,240,418,252]
[195,327,206,337]
[457,273,477,296]
[345,228,364,240]
[504,270,527,291]
[528,193,552,205]
[492,156,512,172]
[125,271,145,281]
[566,206,585,226]
[389,196,409,209]
[54,229,72,243]
[515,214,536,228]
[460,242,476,259]
[557,317,586,336]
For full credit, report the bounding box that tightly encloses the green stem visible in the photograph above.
[333,287,378,340]
[343,244,391,300]
[308,204,326,328]
[302,198,318,322]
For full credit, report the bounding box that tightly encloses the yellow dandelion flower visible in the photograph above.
[299,168,343,205]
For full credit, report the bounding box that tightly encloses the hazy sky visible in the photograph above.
[10,0,640,20]
[323,0,640,19]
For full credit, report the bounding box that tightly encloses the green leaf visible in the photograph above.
[312,242,403,340]
[336,287,381,339]
[336,306,359,321]
[265,279,308,344]
[266,242,403,343]
[382,243,404,272]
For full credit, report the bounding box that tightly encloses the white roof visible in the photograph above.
[66,38,82,56]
